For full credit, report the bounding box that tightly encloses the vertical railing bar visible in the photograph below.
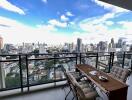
[108,52,112,73]
[53,53,56,86]
[111,52,114,66]
[68,54,70,71]
[122,52,125,68]
[80,53,81,64]
[76,53,77,65]
[76,53,79,72]
[19,55,23,92]
[130,54,132,70]
[96,52,98,69]
[26,54,30,92]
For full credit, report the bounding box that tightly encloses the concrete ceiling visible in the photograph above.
[99,0,132,11]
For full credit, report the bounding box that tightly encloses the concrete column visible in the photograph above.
[0,58,5,89]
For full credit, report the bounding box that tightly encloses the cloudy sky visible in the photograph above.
[0,0,132,45]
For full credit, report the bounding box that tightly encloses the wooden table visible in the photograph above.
[76,64,128,100]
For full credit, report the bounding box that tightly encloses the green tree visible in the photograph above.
[45,60,54,69]
[38,75,50,83]
[5,73,20,88]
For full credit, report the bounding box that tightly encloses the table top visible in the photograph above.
[76,64,128,93]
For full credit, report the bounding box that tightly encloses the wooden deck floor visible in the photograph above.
[0,74,132,100]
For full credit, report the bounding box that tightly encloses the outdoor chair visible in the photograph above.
[61,66,82,100]
[108,66,131,83]
[68,72,98,100]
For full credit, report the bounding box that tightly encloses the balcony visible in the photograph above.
[0,52,132,100]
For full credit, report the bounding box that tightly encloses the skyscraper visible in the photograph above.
[97,41,107,52]
[0,36,3,49]
[39,43,47,53]
[111,38,115,48]
[76,38,82,53]
[108,38,116,52]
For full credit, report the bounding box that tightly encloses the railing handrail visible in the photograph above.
[0,51,132,93]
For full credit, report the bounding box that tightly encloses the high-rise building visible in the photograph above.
[39,43,47,54]
[70,42,76,52]
[22,43,33,53]
[111,38,115,48]
[0,36,3,49]
[76,38,82,53]
[117,38,123,48]
[108,38,116,52]
[116,38,127,48]
[97,41,107,52]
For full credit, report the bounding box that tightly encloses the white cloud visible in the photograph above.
[0,16,74,44]
[60,15,69,22]
[66,11,74,17]
[0,0,25,15]
[118,21,132,28]
[80,22,108,34]
[74,0,130,44]
[118,21,132,39]
[42,0,47,4]
[69,22,75,25]
[77,8,132,44]
[72,27,128,44]
[48,19,67,28]
[81,13,115,26]
[79,0,129,35]
[0,16,132,45]
[36,24,56,31]
[105,21,114,26]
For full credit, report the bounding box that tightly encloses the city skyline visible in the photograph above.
[0,0,132,44]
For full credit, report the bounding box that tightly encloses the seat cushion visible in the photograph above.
[80,83,89,89]
[70,72,80,79]
[82,87,92,93]
[85,91,98,100]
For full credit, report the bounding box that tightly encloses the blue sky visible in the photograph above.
[0,0,132,44]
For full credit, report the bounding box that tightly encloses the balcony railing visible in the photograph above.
[0,52,132,94]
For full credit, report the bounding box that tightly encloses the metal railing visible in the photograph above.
[0,52,131,93]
